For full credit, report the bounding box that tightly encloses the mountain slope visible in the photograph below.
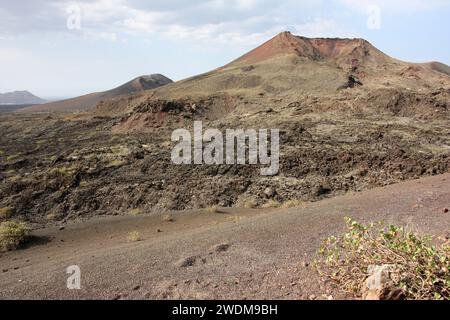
[121,32,448,104]
[0,91,44,105]
[19,74,173,113]
[109,31,449,131]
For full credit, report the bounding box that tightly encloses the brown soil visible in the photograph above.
[0,173,448,299]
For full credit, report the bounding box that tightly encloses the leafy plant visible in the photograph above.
[314,218,449,300]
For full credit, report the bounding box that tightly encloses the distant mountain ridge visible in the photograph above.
[19,74,173,112]
[0,91,45,105]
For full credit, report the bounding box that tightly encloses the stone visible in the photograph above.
[363,264,403,300]
[264,187,275,198]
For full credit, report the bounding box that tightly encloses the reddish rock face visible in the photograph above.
[232,31,381,65]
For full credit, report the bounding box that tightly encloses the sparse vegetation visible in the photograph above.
[280,199,303,209]
[261,200,281,209]
[0,221,31,251]
[206,205,221,214]
[129,208,143,216]
[107,159,127,168]
[45,213,57,221]
[6,154,21,162]
[162,214,175,222]
[0,207,13,220]
[242,199,257,209]
[314,218,450,300]
[127,231,141,242]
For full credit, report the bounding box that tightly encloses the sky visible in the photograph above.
[0,0,449,99]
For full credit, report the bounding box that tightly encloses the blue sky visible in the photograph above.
[0,0,449,99]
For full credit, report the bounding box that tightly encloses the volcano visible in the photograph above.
[20,74,173,113]
[107,31,449,132]
[119,32,448,103]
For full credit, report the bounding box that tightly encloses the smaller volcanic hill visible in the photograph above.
[0,91,44,105]
[19,74,173,113]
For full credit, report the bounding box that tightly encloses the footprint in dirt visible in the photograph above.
[176,243,231,268]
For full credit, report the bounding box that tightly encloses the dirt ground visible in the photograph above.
[0,173,448,300]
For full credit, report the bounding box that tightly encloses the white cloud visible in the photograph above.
[339,0,449,13]
[0,0,354,49]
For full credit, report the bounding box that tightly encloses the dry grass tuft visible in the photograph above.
[261,200,281,209]
[0,207,13,220]
[0,221,31,251]
[129,208,143,216]
[127,231,141,242]
[206,205,222,214]
[242,199,257,209]
[280,200,303,209]
[162,214,175,222]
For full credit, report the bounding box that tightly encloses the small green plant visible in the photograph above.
[314,218,449,300]
[0,207,13,219]
[0,221,32,251]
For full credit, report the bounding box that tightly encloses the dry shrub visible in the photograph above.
[206,206,221,214]
[129,208,143,216]
[127,231,141,242]
[107,159,127,168]
[242,199,257,209]
[280,200,303,209]
[0,207,12,220]
[261,200,281,209]
[0,221,31,251]
[162,214,175,222]
[314,218,449,300]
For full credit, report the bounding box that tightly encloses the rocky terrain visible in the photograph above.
[0,32,449,228]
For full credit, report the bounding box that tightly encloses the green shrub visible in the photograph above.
[314,218,449,300]
[0,221,32,251]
